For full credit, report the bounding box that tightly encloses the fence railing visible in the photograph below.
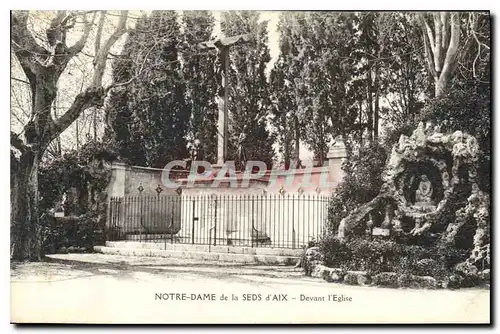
[107,194,330,249]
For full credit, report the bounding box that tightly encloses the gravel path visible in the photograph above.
[10,253,490,324]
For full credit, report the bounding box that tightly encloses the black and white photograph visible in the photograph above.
[9,8,491,324]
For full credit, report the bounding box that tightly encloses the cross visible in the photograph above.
[199,33,252,166]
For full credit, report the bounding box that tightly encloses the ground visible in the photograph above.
[11,253,490,324]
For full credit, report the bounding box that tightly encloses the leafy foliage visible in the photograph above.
[36,140,114,255]
[221,11,275,168]
[326,142,387,233]
[180,11,219,163]
[269,13,430,164]
[419,86,490,192]
[319,234,469,279]
[39,205,107,254]
[38,140,115,215]
[105,11,190,168]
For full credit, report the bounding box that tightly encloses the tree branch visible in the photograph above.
[92,10,128,88]
[11,11,49,84]
[105,37,159,93]
[52,86,105,139]
[68,12,95,55]
[441,12,449,52]
[440,13,461,79]
[11,76,30,85]
[422,14,436,56]
[421,16,437,79]
[11,131,27,152]
[433,12,443,73]
[51,11,129,141]
[94,11,106,60]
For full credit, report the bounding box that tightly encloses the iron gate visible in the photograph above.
[107,194,330,249]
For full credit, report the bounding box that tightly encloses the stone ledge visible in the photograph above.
[93,246,300,265]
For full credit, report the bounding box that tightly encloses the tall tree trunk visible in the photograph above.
[435,75,450,97]
[358,100,363,146]
[53,94,62,156]
[373,66,380,141]
[283,116,291,169]
[366,70,374,143]
[11,76,56,260]
[420,12,474,98]
[11,149,42,261]
[293,114,300,167]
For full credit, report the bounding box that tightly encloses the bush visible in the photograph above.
[38,140,115,216]
[327,142,387,233]
[317,232,352,270]
[39,204,106,255]
[372,272,399,288]
[397,274,438,289]
[318,234,471,280]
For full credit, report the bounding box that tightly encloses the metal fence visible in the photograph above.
[107,194,330,249]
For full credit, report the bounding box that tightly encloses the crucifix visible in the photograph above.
[199,33,252,166]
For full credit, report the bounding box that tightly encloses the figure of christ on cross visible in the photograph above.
[198,33,252,167]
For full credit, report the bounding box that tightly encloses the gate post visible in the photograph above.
[214,196,218,246]
[292,194,296,249]
[251,196,255,248]
[191,198,196,244]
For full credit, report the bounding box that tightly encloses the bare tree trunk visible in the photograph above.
[283,116,291,169]
[373,66,380,141]
[93,109,98,140]
[11,149,41,261]
[366,70,374,143]
[293,114,300,167]
[420,12,475,97]
[435,74,451,97]
[358,100,363,146]
[11,71,57,260]
[53,94,62,156]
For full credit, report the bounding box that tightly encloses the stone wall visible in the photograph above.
[105,141,346,246]
[106,163,188,198]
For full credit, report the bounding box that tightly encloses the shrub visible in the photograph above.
[372,272,399,288]
[327,142,387,233]
[318,232,352,270]
[397,274,438,289]
[343,273,359,285]
[39,202,107,255]
[318,233,471,281]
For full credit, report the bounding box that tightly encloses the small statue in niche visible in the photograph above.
[381,203,394,229]
[415,174,433,205]
[392,208,403,231]
[366,212,375,235]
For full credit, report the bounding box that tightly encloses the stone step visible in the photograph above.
[105,241,304,257]
[93,246,301,265]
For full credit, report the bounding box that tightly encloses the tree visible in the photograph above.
[269,59,296,168]
[419,12,485,97]
[105,11,190,168]
[221,11,275,168]
[297,12,360,158]
[269,12,305,168]
[11,10,129,260]
[372,13,430,146]
[180,11,218,163]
